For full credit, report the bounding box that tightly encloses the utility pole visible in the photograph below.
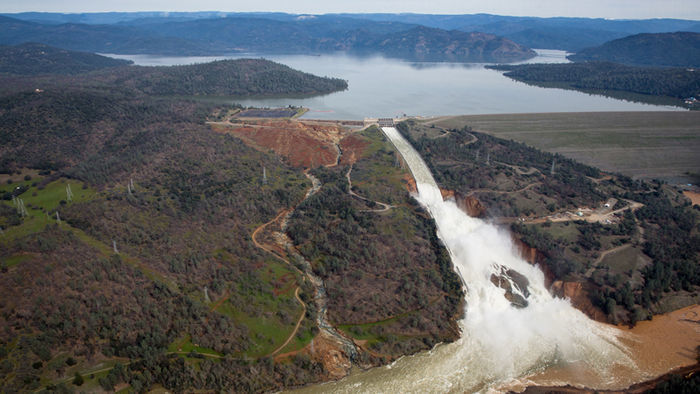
[204,286,211,303]
[20,199,27,217]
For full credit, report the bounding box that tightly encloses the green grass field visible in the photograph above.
[429,112,700,183]
[213,258,304,358]
[601,245,648,276]
[168,335,222,357]
[1,176,97,244]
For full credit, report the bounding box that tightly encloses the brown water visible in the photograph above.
[504,304,700,391]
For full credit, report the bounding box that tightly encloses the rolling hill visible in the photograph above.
[568,32,700,67]
[0,14,536,62]
[3,12,700,53]
[488,62,700,107]
[0,42,132,75]
[0,58,348,98]
[352,26,536,62]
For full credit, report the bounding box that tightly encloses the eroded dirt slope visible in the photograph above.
[212,120,347,168]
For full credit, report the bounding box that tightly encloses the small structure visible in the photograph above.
[377,118,395,127]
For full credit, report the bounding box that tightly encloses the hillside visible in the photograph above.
[397,119,700,326]
[352,26,536,62]
[0,68,460,390]
[0,58,348,98]
[0,43,132,75]
[102,59,349,96]
[4,12,700,53]
[0,14,536,62]
[0,90,318,392]
[488,62,700,107]
[333,13,700,51]
[0,15,207,55]
[568,32,700,67]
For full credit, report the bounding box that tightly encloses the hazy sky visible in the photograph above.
[2,0,700,20]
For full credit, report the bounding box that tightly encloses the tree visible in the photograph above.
[72,372,84,386]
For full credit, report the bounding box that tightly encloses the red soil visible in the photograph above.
[684,191,700,206]
[339,133,370,165]
[212,120,345,168]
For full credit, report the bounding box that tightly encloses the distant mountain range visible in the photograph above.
[0,14,535,62]
[568,32,700,67]
[0,42,132,75]
[1,12,698,62]
[332,13,700,51]
[7,12,696,52]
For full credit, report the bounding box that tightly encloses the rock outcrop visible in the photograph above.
[440,189,486,217]
[550,281,607,323]
[491,265,531,308]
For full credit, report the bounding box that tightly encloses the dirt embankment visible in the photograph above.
[684,190,700,206]
[339,133,370,166]
[440,189,487,217]
[512,238,608,323]
[212,120,347,168]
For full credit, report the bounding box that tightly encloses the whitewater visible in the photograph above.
[297,127,636,393]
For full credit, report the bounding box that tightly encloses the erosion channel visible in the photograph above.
[295,127,644,393]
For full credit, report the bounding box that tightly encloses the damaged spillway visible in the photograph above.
[297,127,635,393]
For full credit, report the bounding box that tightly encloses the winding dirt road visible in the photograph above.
[250,208,307,357]
[346,165,394,213]
[268,287,307,357]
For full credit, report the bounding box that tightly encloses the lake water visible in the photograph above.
[106,50,680,120]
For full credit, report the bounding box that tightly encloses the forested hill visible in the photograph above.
[488,62,700,107]
[0,87,323,392]
[353,26,536,62]
[396,120,700,328]
[568,32,700,67]
[0,14,536,62]
[5,12,700,52]
[1,58,348,97]
[0,43,133,75]
[99,59,348,96]
[0,77,455,391]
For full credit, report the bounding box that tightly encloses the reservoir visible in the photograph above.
[106,50,680,119]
